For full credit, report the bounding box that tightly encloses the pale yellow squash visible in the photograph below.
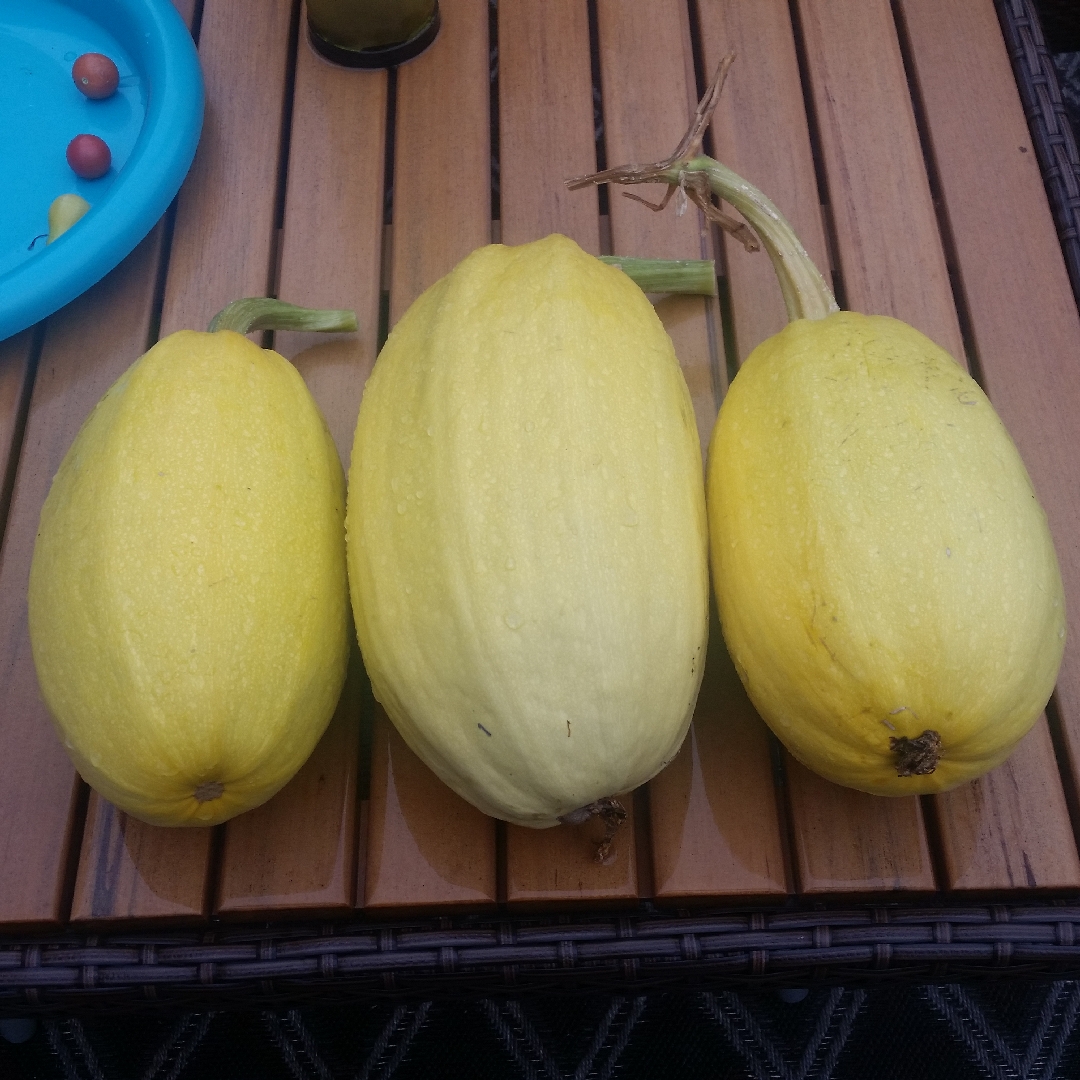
[347,233,710,827]
[28,328,350,826]
[708,312,1065,794]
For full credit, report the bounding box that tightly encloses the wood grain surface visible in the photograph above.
[71,791,211,924]
[649,617,791,900]
[792,0,964,357]
[364,710,498,910]
[497,0,599,252]
[389,0,493,326]
[158,0,297,338]
[214,653,364,917]
[785,758,936,895]
[1,0,1078,929]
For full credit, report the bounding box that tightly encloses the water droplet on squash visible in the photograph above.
[397,501,407,514]
[504,611,523,629]
[505,556,516,569]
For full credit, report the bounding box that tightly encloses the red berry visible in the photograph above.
[72,53,120,100]
[66,134,111,179]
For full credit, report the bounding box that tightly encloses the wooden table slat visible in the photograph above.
[71,792,211,925]
[793,0,965,357]
[0,330,36,539]
[214,650,364,916]
[364,710,497,910]
[786,758,937,895]
[158,0,297,339]
[649,617,791,900]
[388,0,493,326]
[497,0,599,252]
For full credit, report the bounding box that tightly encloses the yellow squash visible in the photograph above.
[709,311,1065,794]
[29,314,352,826]
[346,233,710,827]
[570,64,1066,796]
[641,148,1067,794]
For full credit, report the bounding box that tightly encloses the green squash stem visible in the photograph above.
[567,53,838,324]
[209,298,359,335]
[598,256,717,296]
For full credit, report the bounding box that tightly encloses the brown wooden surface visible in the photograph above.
[71,788,210,925]
[214,661,363,917]
[388,0,492,325]
[793,0,964,356]
[364,710,497,910]
[2,0,1079,932]
[497,0,599,252]
[785,758,936,896]
[649,619,791,901]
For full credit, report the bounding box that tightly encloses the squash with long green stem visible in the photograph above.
[570,58,1065,795]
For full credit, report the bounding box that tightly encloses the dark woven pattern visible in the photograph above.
[5,982,1080,1078]
[997,0,1080,302]
[5,906,1080,1012]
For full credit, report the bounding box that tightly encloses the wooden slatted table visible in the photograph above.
[3,0,1080,1001]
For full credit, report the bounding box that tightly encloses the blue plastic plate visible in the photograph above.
[0,0,203,342]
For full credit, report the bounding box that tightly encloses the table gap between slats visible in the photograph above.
[0,328,42,549]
